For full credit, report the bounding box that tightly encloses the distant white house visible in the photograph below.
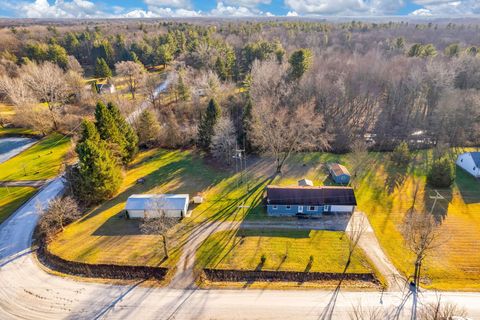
[125,194,190,219]
[456,152,480,178]
[97,83,116,94]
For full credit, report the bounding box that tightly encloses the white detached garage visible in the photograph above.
[125,194,190,219]
[456,152,480,178]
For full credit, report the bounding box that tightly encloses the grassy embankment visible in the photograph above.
[0,133,71,181]
[0,132,71,224]
[0,187,37,224]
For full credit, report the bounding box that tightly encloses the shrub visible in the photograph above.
[260,254,266,265]
[391,142,411,166]
[427,157,455,188]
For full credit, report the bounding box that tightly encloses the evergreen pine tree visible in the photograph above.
[94,101,127,163]
[198,98,221,150]
[75,120,122,204]
[241,96,254,153]
[94,57,112,78]
[177,73,190,101]
[137,110,161,148]
[107,102,138,162]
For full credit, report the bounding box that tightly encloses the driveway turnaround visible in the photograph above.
[1,178,480,319]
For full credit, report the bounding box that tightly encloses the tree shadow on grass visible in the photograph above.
[317,260,351,320]
[422,187,453,223]
[455,166,480,205]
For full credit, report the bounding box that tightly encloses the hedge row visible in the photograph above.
[203,268,378,283]
[38,244,168,280]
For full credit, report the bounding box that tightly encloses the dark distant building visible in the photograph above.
[266,185,357,216]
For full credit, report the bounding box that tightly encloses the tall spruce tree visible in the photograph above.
[94,101,127,163]
[107,102,138,162]
[137,109,161,148]
[94,57,112,78]
[198,98,221,150]
[75,120,122,204]
[241,96,254,152]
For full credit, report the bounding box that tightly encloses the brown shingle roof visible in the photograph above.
[266,185,357,206]
[329,163,350,177]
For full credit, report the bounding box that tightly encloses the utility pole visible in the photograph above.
[429,190,444,215]
[233,143,246,189]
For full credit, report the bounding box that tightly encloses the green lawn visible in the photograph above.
[0,187,37,224]
[49,148,225,268]
[49,146,480,290]
[196,229,374,275]
[0,133,71,181]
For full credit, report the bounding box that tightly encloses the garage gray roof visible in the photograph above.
[266,186,357,206]
[125,194,189,211]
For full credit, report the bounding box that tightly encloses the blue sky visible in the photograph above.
[0,0,479,19]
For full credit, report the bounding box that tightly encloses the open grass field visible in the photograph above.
[196,229,374,275]
[0,133,71,181]
[49,146,480,290]
[0,187,37,224]
[48,149,226,268]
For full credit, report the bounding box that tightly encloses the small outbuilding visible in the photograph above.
[328,163,351,184]
[97,83,116,94]
[125,194,189,219]
[298,178,314,187]
[456,152,480,178]
[266,185,357,217]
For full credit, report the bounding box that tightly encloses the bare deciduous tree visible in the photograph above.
[251,98,329,173]
[22,61,71,130]
[139,196,180,260]
[402,194,443,289]
[37,196,81,240]
[115,61,145,99]
[346,213,368,264]
[418,295,467,320]
[144,74,161,109]
[211,116,236,165]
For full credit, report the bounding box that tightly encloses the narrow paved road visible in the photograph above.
[0,137,36,164]
[1,179,480,319]
[0,180,47,188]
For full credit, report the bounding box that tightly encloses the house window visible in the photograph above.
[461,159,463,162]
[286,205,291,210]
[308,206,316,211]
[272,205,278,210]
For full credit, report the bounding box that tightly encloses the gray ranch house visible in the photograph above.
[266,185,357,217]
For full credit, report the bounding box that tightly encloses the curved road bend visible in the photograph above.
[1,179,480,319]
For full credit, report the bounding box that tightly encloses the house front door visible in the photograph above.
[298,206,303,213]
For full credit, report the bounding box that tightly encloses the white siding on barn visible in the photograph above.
[330,205,355,213]
[456,153,480,178]
[127,209,147,219]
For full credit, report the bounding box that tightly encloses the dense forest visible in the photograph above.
[0,19,479,158]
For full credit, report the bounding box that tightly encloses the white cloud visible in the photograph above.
[283,0,404,16]
[210,2,262,17]
[286,10,298,16]
[18,0,108,18]
[411,0,480,15]
[410,8,433,16]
